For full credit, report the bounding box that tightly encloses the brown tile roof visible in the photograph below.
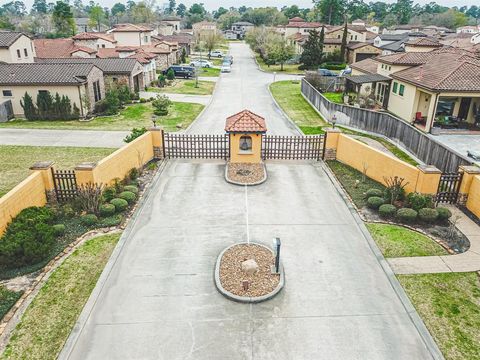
[286,22,323,28]
[350,58,378,74]
[153,34,193,45]
[391,53,480,92]
[72,32,116,43]
[324,38,342,45]
[36,57,141,74]
[0,31,27,48]
[405,37,442,47]
[347,41,371,50]
[111,23,152,32]
[225,110,267,133]
[327,24,369,33]
[34,38,77,58]
[375,51,434,65]
[71,46,97,54]
[289,17,305,22]
[0,63,95,85]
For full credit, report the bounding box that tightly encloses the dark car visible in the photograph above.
[163,65,195,78]
[317,68,338,77]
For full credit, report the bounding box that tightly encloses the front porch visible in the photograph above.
[344,74,391,109]
[412,90,480,133]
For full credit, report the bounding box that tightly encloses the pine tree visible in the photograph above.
[36,91,53,120]
[340,22,348,63]
[300,28,324,70]
[20,93,37,120]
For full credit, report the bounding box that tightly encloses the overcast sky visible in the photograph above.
[17,0,479,12]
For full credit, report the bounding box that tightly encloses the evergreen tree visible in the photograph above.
[52,1,76,36]
[300,28,324,69]
[340,22,348,63]
[20,93,37,120]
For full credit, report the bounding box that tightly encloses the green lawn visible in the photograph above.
[256,55,304,74]
[1,233,120,360]
[148,79,214,95]
[270,81,327,134]
[326,160,385,208]
[0,102,204,132]
[366,223,448,258]
[0,286,22,321]
[0,146,114,197]
[398,273,480,360]
[323,92,344,104]
[196,67,221,77]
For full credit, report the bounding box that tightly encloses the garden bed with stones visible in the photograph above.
[215,243,284,303]
[225,162,267,186]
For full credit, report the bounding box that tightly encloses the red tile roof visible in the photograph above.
[72,32,116,43]
[225,110,267,133]
[289,17,305,22]
[34,38,77,58]
[405,37,442,47]
[71,46,97,54]
[111,23,152,32]
[350,58,379,74]
[286,22,323,28]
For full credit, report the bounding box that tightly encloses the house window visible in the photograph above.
[144,35,149,43]
[389,66,391,71]
[337,35,340,39]
[392,82,398,93]
[2,90,12,97]
[93,81,101,102]
[102,44,105,48]
[399,84,405,96]
[239,135,252,152]
[24,48,28,57]
[355,35,358,40]
[16,49,21,58]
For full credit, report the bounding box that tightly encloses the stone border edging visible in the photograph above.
[317,161,445,360]
[214,242,284,303]
[224,162,268,186]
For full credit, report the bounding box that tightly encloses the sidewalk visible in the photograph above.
[388,206,480,274]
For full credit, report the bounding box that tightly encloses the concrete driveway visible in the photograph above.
[60,160,441,360]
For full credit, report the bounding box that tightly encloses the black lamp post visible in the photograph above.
[332,114,337,129]
[152,115,157,128]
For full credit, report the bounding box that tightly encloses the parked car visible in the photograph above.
[317,68,338,77]
[224,55,233,64]
[162,65,195,78]
[221,63,231,73]
[339,68,352,77]
[190,59,213,68]
[209,50,224,58]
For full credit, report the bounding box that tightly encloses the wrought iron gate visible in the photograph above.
[52,169,78,202]
[163,133,229,160]
[436,172,463,204]
[262,134,325,160]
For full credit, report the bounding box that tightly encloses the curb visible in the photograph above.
[214,242,284,303]
[316,161,445,360]
[224,162,268,186]
[58,159,170,360]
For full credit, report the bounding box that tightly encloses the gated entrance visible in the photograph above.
[436,172,463,204]
[52,168,78,202]
[163,133,229,160]
[262,134,325,161]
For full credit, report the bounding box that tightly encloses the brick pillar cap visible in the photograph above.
[324,127,341,133]
[149,127,162,131]
[417,165,441,174]
[30,161,55,170]
[75,162,97,170]
[459,165,480,174]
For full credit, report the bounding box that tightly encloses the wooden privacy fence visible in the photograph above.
[262,134,325,160]
[163,133,229,160]
[301,79,471,172]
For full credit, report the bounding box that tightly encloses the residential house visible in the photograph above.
[403,37,443,53]
[456,25,480,34]
[75,18,109,33]
[383,24,424,35]
[230,22,254,39]
[279,17,325,38]
[153,33,193,56]
[223,30,237,40]
[347,42,382,63]
[162,16,181,33]
[109,24,154,47]
[72,32,117,51]
[192,21,217,36]
[439,33,480,56]
[0,31,36,63]
[373,33,428,55]
[0,63,104,117]
[35,58,145,92]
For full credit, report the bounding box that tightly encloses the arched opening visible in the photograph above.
[239,135,252,152]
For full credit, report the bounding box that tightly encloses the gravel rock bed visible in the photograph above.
[226,162,265,185]
[220,244,279,297]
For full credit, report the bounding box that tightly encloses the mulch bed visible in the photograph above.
[226,162,265,185]
[219,244,279,297]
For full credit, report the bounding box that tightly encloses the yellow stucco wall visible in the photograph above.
[466,175,480,219]
[229,133,262,164]
[335,134,421,193]
[387,81,419,122]
[0,35,36,63]
[0,171,47,235]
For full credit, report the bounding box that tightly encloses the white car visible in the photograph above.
[221,63,231,73]
[190,60,213,68]
[209,50,224,58]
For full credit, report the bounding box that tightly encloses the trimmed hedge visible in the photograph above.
[379,204,397,219]
[80,214,98,226]
[418,208,438,223]
[99,204,116,217]
[367,196,385,209]
[365,189,384,199]
[436,207,452,221]
[124,185,139,194]
[53,224,66,236]
[110,198,129,212]
[119,191,136,204]
[397,208,418,223]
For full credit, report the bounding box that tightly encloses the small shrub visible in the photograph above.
[80,214,98,226]
[124,185,139,194]
[52,224,65,236]
[99,204,116,217]
[406,192,434,212]
[129,168,139,180]
[103,187,116,202]
[119,191,136,204]
[418,208,438,223]
[383,176,408,204]
[365,189,383,199]
[436,207,452,221]
[110,198,129,212]
[147,162,157,171]
[76,183,104,215]
[158,74,166,87]
[152,95,172,116]
[378,204,397,219]
[139,98,147,103]
[124,127,147,143]
[113,178,123,193]
[166,68,175,80]
[367,196,385,209]
[99,214,123,227]
[61,203,75,218]
[397,208,418,223]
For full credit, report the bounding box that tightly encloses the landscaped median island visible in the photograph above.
[1,233,121,360]
[0,146,115,197]
[0,102,204,132]
[255,55,304,75]
[147,79,215,95]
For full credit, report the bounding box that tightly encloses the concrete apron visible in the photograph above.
[60,159,443,360]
